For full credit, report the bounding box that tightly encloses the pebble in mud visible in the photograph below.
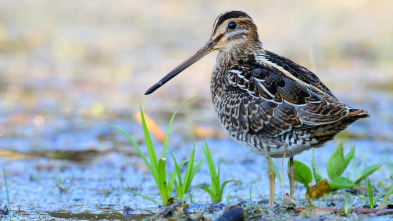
[0,204,9,216]
[122,206,134,218]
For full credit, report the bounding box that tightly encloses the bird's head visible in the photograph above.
[145,10,260,95]
[210,11,260,52]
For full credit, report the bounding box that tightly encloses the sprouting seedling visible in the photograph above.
[170,146,204,202]
[3,166,11,219]
[379,184,393,210]
[53,177,71,194]
[248,183,253,203]
[344,194,350,215]
[362,179,383,209]
[115,98,197,206]
[198,142,240,203]
[311,149,322,183]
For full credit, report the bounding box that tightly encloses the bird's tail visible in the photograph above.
[348,108,370,120]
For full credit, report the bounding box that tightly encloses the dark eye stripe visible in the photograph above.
[213,11,250,31]
[212,11,251,34]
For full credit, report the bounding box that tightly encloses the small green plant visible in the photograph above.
[344,194,350,215]
[248,183,253,203]
[360,179,383,209]
[114,99,201,206]
[3,166,11,219]
[170,146,204,202]
[198,142,240,203]
[292,143,382,191]
[312,149,322,184]
[53,177,71,194]
[379,183,393,210]
[305,205,311,217]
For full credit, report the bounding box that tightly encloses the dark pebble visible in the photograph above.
[215,206,244,221]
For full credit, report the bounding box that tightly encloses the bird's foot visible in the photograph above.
[280,194,295,209]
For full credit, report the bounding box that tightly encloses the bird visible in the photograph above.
[145,10,370,206]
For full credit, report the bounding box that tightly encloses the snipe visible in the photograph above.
[145,10,369,206]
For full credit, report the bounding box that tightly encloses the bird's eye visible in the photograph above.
[228,22,237,30]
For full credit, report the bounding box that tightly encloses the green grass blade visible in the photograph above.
[140,107,159,181]
[367,179,374,208]
[373,194,384,205]
[217,160,221,188]
[3,166,11,218]
[203,141,219,194]
[174,181,182,199]
[270,158,282,186]
[203,141,217,179]
[170,149,184,187]
[111,125,155,180]
[122,185,160,205]
[189,190,195,204]
[157,158,168,205]
[355,163,383,184]
[220,180,241,200]
[171,160,187,199]
[182,146,196,194]
[379,184,393,210]
[344,194,349,215]
[312,149,322,183]
[198,185,217,202]
[163,97,197,158]
[249,183,253,203]
[189,160,204,188]
[168,169,178,198]
[226,186,237,203]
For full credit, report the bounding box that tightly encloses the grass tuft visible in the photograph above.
[198,141,240,203]
[359,179,383,209]
[113,98,199,206]
[52,177,71,194]
[170,146,204,202]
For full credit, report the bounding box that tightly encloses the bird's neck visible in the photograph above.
[215,40,263,68]
[210,40,263,110]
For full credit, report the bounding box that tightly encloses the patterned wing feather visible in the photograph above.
[226,60,349,137]
[263,50,336,98]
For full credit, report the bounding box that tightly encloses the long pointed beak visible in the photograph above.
[145,40,215,95]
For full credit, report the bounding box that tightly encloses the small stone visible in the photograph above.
[0,204,9,216]
[122,206,134,218]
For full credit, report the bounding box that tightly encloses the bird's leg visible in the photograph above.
[266,156,275,206]
[281,145,288,198]
[288,157,295,199]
